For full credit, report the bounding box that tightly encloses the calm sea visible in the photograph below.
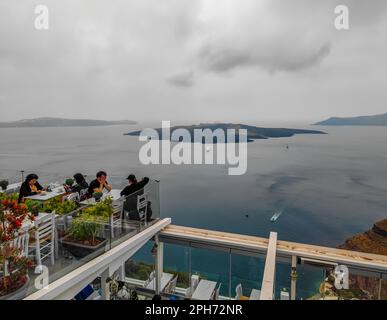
[1,122,387,297]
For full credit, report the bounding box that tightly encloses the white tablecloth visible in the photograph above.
[24,186,66,201]
[80,189,123,205]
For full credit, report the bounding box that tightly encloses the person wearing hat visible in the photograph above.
[120,174,149,197]
[18,173,44,202]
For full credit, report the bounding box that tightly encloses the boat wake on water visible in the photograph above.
[270,209,283,223]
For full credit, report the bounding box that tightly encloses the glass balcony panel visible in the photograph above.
[274,260,292,300]
[163,243,190,290]
[230,253,264,300]
[295,263,326,300]
[125,241,156,282]
[190,247,230,299]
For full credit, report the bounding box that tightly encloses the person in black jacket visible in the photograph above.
[18,173,44,202]
[70,173,89,194]
[87,171,112,197]
[121,175,152,221]
[120,174,149,197]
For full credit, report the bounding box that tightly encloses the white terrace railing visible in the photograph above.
[24,219,171,300]
[24,222,387,300]
[159,225,387,300]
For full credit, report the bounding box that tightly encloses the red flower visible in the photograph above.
[14,220,22,228]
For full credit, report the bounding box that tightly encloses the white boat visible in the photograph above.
[270,210,282,222]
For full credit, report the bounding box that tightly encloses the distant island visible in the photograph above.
[125,123,326,143]
[315,113,387,126]
[0,117,137,128]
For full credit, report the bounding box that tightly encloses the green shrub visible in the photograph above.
[67,214,103,243]
[80,198,112,220]
[40,198,78,215]
[0,192,19,202]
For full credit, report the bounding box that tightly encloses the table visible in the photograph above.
[80,189,123,206]
[250,289,261,300]
[145,273,174,292]
[0,182,22,194]
[24,186,66,201]
[191,280,217,300]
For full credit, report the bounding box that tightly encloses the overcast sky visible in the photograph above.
[0,0,386,123]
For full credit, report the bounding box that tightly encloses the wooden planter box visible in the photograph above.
[61,236,107,259]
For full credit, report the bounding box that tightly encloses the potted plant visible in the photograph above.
[0,180,9,191]
[0,197,34,299]
[92,192,103,202]
[25,200,42,217]
[61,199,112,258]
[61,214,107,259]
[0,245,31,300]
[0,193,18,202]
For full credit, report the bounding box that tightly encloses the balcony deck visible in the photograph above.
[23,223,387,300]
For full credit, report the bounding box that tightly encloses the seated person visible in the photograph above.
[121,175,152,221]
[87,171,112,197]
[120,174,149,197]
[18,173,44,202]
[70,173,89,194]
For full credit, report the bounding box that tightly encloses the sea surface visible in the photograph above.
[1,122,387,298]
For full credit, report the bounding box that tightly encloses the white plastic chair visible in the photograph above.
[137,192,149,224]
[212,283,221,300]
[185,274,200,298]
[280,290,290,300]
[110,209,122,238]
[79,189,88,199]
[13,232,30,257]
[29,213,55,269]
[143,271,156,288]
[164,275,178,294]
[235,283,243,300]
[1,233,30,276]
[191,274,199,290]
[64,192,80,202]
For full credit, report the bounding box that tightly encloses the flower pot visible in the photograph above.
[61,236,107,259]
[0,276,30,300]
[92,192,103,202]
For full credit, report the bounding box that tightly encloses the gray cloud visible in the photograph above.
[167,71,195,87]
[198,41,331,74]
[0,0,387,123]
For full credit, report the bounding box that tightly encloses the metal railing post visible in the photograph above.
[291,255,297,300]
